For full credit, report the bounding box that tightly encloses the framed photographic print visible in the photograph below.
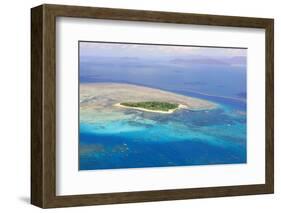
[31,4,274,208]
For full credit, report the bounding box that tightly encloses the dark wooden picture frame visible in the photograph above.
[31,4,274,208]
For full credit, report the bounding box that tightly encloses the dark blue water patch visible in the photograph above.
[236,92,247,99]
[80,60,246,98]
[79,132,246,170]
[183,81,206,86]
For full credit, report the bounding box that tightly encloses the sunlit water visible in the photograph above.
[79,60,246,170]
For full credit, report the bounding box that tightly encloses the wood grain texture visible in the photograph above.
[265,20,274,193]
[31,5,43,207]
[31,4,274,208]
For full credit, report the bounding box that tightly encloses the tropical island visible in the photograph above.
[115,101,187,114]
[80,83,217,121]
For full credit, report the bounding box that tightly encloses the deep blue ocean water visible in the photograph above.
[79,57,247,170]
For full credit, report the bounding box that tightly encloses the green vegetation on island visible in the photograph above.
[120,101,179,112]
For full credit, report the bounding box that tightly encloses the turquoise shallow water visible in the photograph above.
[79,95,246,170]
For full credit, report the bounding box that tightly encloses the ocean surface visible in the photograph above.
[79,57,247,170]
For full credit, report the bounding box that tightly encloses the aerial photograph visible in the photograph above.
[79,41,247,170]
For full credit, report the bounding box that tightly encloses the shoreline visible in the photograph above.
[114,103,188,114]
[80,83,217,112]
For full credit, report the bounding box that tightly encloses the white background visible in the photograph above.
[0,0,279,212]
[57,18,265,195]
